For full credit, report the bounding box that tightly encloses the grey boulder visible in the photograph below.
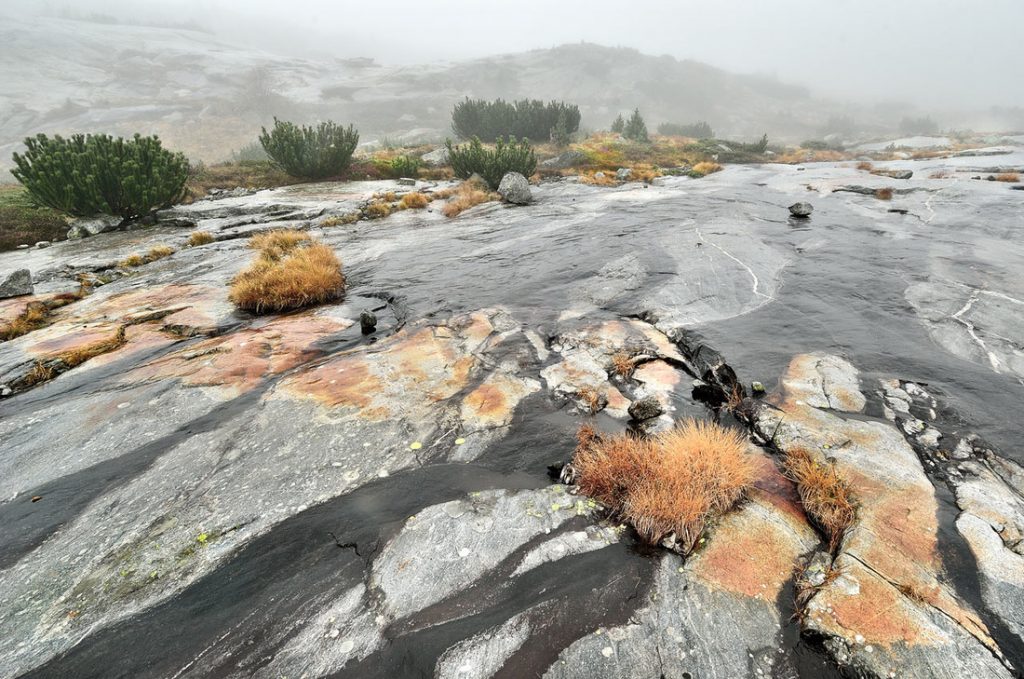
[67,214,122,239]
[789,202,813,218]
[498,172,533,205]
[540,150,586,170]
[0,269,33,299]
[627,396,663,421]
[615,167,633,181]
[421,147,449,167]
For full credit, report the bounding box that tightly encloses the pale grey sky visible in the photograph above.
[13,0,1024,108]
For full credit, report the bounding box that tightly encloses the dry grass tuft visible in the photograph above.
[441,181,499,218]
[579,171,618,187]
[874,187,894,200]
[610,351,636,377]
[120,244,175,268]
[364,201,393,219]
[573,420,755,552]
[856,161,873,171]
[928,170,951,179]
[0,291,86,342]
[187,231,215,247]
[229,236,345,314]
[898,581,941,606]
[783,448,856,551]
[248,230,311,260]
[995,172,1020,183]
[18,325,128,388]
[398,192,431,210]
[320,213,359,227]
[690,161,723,177]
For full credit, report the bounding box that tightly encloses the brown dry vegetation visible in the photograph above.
[690,161,723,177]
[185,161,292,201]
[0,290,87,341]
[573,420,756,552]
[440,181,500,218]
[229,230,344,313]
[875,187,894,200]
[364,201,393,219]
[782,448,856,551]
[187,231,215,247]
[398,192,431,210]
[856,161,874,171]
[120,244,175,268]
[610,351,636,377]
[994,172,1020,183]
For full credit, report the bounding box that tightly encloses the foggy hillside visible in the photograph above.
[0,12,886,168]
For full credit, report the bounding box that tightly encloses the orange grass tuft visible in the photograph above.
[229,241,345,314]
[441,181,499,218]
[187,231,215,247]
[995,172,1020,183]
[573,420,755,552]
[248,230,311,261]
[856,161,873,171]
[690,161,723,177]
[874,187,894,200]
[398,192,431,209]
[783,447,856,551]
[610,351,636,377]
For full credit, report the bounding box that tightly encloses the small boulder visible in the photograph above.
[615,167,633,181]
[594,171,607,180]
[35,241,51,249]
[540,150,586,170]
[0,269,34,299]
[396,178,416,187]
[871,168,913,180]
[421,147,449,167]
[359,310,378,335]
[788,202,813,218]
[497,172,533,205]
[67,214,122,239]
[628,396,664,422]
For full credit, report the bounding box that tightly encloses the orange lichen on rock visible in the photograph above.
[127,314,351,395]
[815,565,932,646]
[279,311,504,422]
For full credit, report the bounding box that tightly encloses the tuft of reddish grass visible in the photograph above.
[995,172,1020,183]
[17,325,128,388]
[690,161,723,177]
[782,448,856,551]
[874,187,894,200]
[187,231,215,247]
[229,239,345,314]
[440,181,499,218]
[573,420,755,552]
[398,192,431,210]
[856,161,873,171]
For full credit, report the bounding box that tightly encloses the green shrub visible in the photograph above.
[230,140,269,163]
[445,136,537,190]
[610,114,625,134]
[623,109,649,142]
[451,98,580,142]
[258,118,359,179]
[551,110,572,147]
[657,121,714,138]
[11,133,189,219]
[381,155,421,179]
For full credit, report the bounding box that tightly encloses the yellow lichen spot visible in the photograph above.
[409,441,422,450]
[455,437,466,445]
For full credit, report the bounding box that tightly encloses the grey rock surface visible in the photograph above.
[66,214,122,239]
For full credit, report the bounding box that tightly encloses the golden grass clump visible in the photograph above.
[690,161,723,177]
[187,231,215,247]
[783,448,856,551]
[120,244,175,268]
[856,161,873,171]
[995,172,1020,183]
[248,230,311,260]
[398,192,431,209]
[229,231,344,313]
[573,420,755,552]
[441,181,499,218]
[874,187,894,200]
[364,201,393,219]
